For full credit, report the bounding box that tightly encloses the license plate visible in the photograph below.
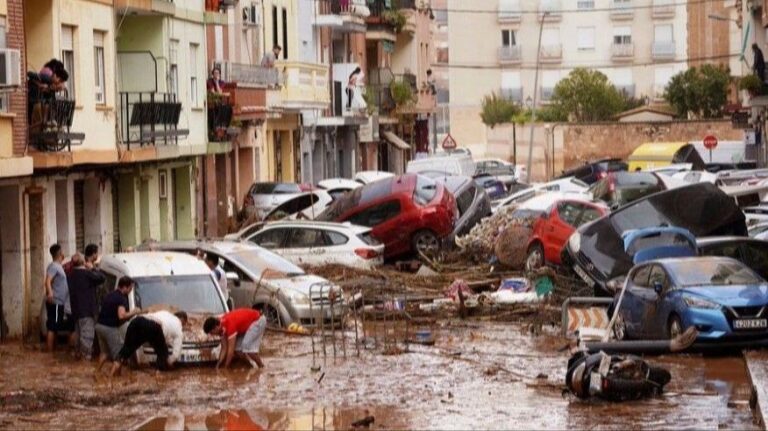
[180,353,202,362]
[733,319,768,330]
[573,265,593,285]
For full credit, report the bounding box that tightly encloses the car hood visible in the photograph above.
[680,285,768,307]
[266,274,336,296]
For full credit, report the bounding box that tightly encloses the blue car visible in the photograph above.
[613,256,768,341]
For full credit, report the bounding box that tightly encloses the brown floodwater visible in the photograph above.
[0,321,760,430]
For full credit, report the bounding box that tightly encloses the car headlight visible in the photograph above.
[568,232,581,253]
[682,295,720,310]
[289,292,310,306]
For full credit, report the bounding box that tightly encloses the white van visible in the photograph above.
[99,252,227,364]
[406,153,475,177]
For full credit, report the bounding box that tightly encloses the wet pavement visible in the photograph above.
[0,321,760,430]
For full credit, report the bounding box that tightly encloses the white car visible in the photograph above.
[354,170,395,185]
[317,178,361,200]
[743,203,768,226]
[749,222,768,240]
[491,177,589,213]
[673,170,719,185]
[235,220,385,269]
[263,190,333,220]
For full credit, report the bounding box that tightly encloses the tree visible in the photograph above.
[549,68,626,122]
[480,92,520,128]
[664,64,730,119]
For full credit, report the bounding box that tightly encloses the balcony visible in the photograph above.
[277,62,330,110]
[615,84,635,97]
[220,62,281,88]
[500,87,523,103]
[314,0,369,33]
[114,0,175,15]
[498,0,522,23]
[207,91,236,143]
[652,41,676,59]
[397,72,437,114]
[498,45,522,64]
[118,92,188,150]
[611,43,634,60]
[367,0,398,39]
[610,0,634,19]
[28,96,85,153]
[540,44,562,63]
[652,0,675,18]
[229,85,269,122]
[538,0,562,21]
[368,67,397,117]
[540,86,555,102]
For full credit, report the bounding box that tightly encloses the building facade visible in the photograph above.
[448,0,688,156]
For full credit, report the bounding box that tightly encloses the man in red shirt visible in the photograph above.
[204,309,266,369]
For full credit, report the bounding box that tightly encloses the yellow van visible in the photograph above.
[627,142,705,171]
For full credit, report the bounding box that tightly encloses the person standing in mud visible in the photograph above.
[203,309,266,369]
[110,310,187,377]
[95,276,141,372]
[67,253,105,360]
[44,243,76,352]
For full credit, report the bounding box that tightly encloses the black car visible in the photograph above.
[697,237,768,281]
[558,159,628,185]
[564,183,748,294]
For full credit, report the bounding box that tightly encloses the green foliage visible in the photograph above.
[390,80,415,108]
[549,68,625,122]
[362,85,378,115]
[480,92,520,128]
[383,9,407,32]
[664,64,731,119]
[739,75,765,95]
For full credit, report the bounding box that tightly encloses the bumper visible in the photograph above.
[683,308,768,341]
[137,343,221,365]
[292,301,348,327]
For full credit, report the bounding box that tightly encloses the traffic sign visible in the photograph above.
[442,133,457,150]
[703,135,718,150]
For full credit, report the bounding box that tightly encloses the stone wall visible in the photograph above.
[560,120,744,170]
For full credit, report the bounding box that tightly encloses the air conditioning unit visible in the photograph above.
[0,49,21,88]
[242,4,260,26]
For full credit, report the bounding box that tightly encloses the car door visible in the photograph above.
[622,265,652,338]
[543,202,582,263]
[639,265,670,338]
[219,255,264,309]
[346,200,403,254]
[248,227,292,259]
[284,228,327,266]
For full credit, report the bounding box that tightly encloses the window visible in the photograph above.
[189,43,199,106]
[93,31,106,104]
[501,30,516,47]
[456,187,476,216]
[61,25,76,97]
[287,229,326,248]
[631,265,652,287]
[577,27,595,50]
[325,231,349,245]
[654,24,673,42]
[502,71,521,89]
[557,202,582,226]
[577,0,594,9]
[272,6,278,52]
[170,40,179,96]
[346,201,402,227]
[579,206,603,226]
[251,228,290,248]
[613,27,631,44]
[282,7,288,59]
[413,176,438,205]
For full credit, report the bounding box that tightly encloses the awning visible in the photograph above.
[383,131,410,151]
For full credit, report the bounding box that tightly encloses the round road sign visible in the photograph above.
[703,135,718,150]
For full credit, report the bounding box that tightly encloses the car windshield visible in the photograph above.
[251,183,301,195]
[413,175,438,206]
[133,275,226,314]
[626,231,694,254]
[229,249,305,279]
[668,260,763,286]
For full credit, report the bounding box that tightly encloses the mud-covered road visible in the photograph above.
[0,322,760,430]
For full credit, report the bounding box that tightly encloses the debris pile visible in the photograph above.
[454,205,537,268]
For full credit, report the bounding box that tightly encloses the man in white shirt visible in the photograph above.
[110,310,186,376]
[205,254,228,301]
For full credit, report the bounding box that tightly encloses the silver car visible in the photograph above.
[242,182,303,220]
[139,240,347,328]
[423,173,492,239]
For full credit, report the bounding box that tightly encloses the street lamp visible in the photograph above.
[526,11,548,183]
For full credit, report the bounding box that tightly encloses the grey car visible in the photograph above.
[242,182,303,220]
[139,240,346,328]
[428,174,492,240]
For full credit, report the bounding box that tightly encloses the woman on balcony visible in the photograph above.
[347,67,361,111]
[207,67,233,142]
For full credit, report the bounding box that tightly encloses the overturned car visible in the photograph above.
[564,183,748,294]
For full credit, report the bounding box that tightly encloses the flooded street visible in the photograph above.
[0,321,759,430]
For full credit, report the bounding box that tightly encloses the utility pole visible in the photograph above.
[526,11,547,182]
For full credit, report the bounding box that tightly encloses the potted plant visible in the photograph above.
[739,75,764,97]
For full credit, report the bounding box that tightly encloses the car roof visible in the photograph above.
[100,252,211,277]
[317,178,360,190]
[651,255,743,267]
[519,192,604,211]
[260,220,371,234]
[142,240,266,255]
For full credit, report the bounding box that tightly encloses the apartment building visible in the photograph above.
[432,0,450,143]
[448,0,688,155]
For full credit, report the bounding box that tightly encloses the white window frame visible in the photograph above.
[501,29,517,47]
[61,25,76,98]
[577,27,595,50]
[613,27,632,45]
[189,43,199,107]
[654,24,673,43]
[93,31,106,104]
[169,40,179,97]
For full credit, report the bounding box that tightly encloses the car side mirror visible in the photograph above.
[653,281,663,295]
[226,271,241,287]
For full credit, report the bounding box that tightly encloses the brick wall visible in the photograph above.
[561,120,744,170]
[7,0,26,156]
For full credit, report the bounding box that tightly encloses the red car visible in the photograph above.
[317,174,457,258]
[525,195,608,270]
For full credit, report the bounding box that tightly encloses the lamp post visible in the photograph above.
[526,12,547,183]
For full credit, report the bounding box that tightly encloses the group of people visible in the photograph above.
[43,242,266,375]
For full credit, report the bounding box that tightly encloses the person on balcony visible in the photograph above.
[207,67,233,141]
[261,45,282,68]
[426,69,437,96]
[28,59,69,122]
[753,44,766,83]
[347,67,361,111]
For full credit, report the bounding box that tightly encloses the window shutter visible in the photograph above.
[61,26,74,50]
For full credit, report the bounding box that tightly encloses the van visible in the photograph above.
[99,252,227,364]
[406,153,475,177]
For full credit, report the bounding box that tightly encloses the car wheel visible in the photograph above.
[412,230,440,257]
[255,304,282,327]
[613,312,627,341]
[525,243,545,271]
[668,314,683,339]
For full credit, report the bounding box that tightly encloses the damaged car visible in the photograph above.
[564,183,748,294]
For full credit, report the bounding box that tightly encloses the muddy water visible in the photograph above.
[0,321,759,430]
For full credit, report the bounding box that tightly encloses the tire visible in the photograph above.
[667,314,683,339]
[412,230,440,257]
[613,312,628,341]
[254,304,282,327]
[525,242,545,271]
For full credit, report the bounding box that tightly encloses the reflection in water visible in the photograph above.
[136,407,375,431]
